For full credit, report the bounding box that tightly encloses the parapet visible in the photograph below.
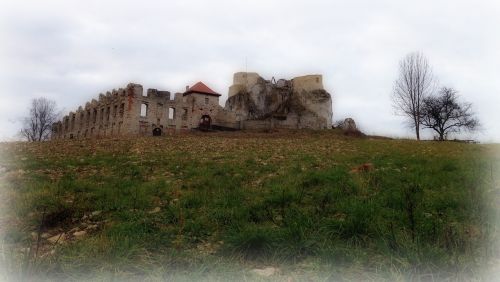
[233,72,261,86]
[126,83,143,97]
[229,72,324,97]
[291,75,324,93]
[146,88,171,99]
[229,72,262,97]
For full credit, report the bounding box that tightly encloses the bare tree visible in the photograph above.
[392,52,435,140]
[421,87,479,141]
[20,97,59,141]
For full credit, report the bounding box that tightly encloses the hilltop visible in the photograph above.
[0,130,499,281]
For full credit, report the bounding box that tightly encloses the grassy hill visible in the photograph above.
[0,130,499,281]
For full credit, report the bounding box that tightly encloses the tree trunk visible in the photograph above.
[415,119,420,140]
[439,129,445,141]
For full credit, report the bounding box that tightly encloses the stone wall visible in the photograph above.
[228,72,262,98]
[224,72,332,130]
[51,72,334,139]
[52,84,138,139]
[52,83,230,139]
[292,75,323,93]
[213,109,240,129]
[183,93,224,129]
[51,81,242,139]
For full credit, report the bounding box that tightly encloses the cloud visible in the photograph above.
[1,0,499,141]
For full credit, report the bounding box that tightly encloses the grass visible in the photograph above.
[0,129,498,281]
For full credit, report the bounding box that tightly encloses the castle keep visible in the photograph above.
[51,72,333,139]
[226,72,332,129]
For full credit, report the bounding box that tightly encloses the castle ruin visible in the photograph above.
[226,72,332,129]
[51,72,333,139]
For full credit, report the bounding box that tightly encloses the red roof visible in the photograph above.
[183,82,221,96]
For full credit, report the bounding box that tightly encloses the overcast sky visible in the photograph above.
[1,0,499,142]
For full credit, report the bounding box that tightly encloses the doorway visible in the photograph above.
[199,115,211,129]
[152,127,162,136]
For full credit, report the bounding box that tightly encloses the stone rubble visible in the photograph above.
[251,267,280,277]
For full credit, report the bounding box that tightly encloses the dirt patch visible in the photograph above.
[41,207,74,230]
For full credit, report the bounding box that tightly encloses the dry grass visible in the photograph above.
[0,129,499,281]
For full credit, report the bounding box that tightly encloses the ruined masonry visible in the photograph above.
[226,72,332,129]
[51,72,333,139]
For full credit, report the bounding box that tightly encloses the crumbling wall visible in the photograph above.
[52,86,134,139]
[292,75,324,93]
[228,72,262,98]
[224,72,332,129]
[213,108,240,129]
[51,72,334,139]
[52,83,179,139]
[51,82,230,139]
[128,86,173,136]
[183,93,223,129]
